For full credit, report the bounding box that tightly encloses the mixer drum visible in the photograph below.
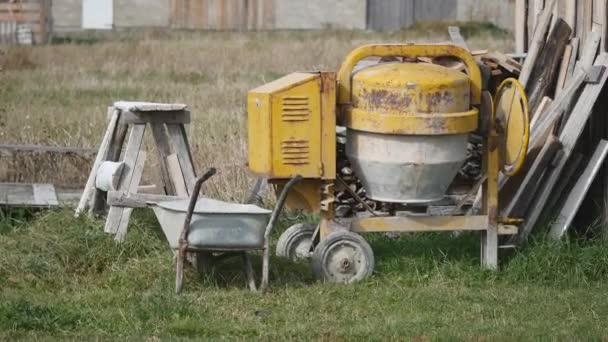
[343,62,477,203]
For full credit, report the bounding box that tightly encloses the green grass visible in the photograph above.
[2,209,608,340]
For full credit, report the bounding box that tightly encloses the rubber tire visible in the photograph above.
[276,223,316,261]
[311,231,374,283]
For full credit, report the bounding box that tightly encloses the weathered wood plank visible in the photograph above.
[75,108,120,217]
[151,123,176,196]
[550,139,608,239]
[555,43,573,95]
[114,151,147,242]
[0,183,58,207]
[166,124,197,194]
[502,135,562,218]
[104,124,146,234]
[166,153,189,197]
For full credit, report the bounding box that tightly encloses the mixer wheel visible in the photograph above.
[276,223,316,261]
[311,231,374,283]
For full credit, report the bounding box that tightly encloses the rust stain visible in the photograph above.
[423,91,454,112]
[359,89,412,112]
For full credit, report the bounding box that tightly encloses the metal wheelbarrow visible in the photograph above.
[152,168,302,293]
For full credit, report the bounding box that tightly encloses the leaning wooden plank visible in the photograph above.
[529,97,553,132]
[593,0,607,52]
[515,0,527,54]
[166,124,197,194]
[107,192,188,208]
[114,151,147,242]
[526,18,572,114]
[565,37,580,80]
[151,123,176,196]
[557,0,576,34]
[544,152,584,216]
[75,108,120,217]
[502,135,562,218]
[555,43,573,96]
[448,26,469,50]
[104,124,146,234]
[166,153,189,197]
[519,53,608,243]
[550,140,608,239]
[520,0,557,87]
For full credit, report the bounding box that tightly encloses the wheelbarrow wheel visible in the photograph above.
[311,231,374,283]
[276,223,316,261]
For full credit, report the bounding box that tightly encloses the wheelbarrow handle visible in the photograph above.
[180,168,217,244]
[264,175,303,239]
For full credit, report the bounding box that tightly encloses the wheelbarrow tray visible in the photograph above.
[153,197,272,250]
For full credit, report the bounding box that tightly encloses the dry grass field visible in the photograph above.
[4,25,608,340]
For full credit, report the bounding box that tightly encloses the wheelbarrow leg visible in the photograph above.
[176,247,185,294]
[241,252,257,292]
[260,246,270,292]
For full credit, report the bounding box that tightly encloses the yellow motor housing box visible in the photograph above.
[247,72,336,180]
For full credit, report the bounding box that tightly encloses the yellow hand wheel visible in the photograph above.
[494,78,530,176]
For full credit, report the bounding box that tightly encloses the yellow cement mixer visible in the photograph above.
[247,44,529,283]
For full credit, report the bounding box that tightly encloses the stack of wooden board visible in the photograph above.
[504,0,608,242]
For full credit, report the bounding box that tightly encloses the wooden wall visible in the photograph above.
[170,0,275,30]
[0,0,48,44]
[517,0,608,54]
